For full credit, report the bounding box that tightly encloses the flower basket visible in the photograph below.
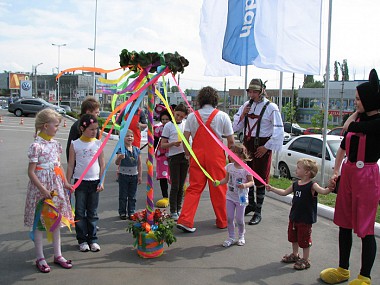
[136,231,164,258]
[127,209,176,259]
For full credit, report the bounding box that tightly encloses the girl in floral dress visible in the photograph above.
[24,109,74,273]
[154,110,171,208]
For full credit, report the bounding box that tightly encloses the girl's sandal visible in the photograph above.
[281,253,300,263]
[36,258,51,273]
[54,256,73,269]
[294,258,311,270]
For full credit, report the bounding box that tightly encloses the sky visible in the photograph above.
[1,0,380,92]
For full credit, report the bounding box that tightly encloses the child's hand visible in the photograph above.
[265,184,272,191]
[41,187,52,199]
[64,182,74,192]
[117,154,125,160]
[138,176,142,185]
[213,180,221,187]
[173,141,182,147]
[96,183,104,192]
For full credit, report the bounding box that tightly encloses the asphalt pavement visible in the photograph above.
[0,109,379,285]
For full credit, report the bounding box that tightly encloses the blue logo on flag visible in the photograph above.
[222,0,259,66]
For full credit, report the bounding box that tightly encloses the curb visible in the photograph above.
[266,191,380,237]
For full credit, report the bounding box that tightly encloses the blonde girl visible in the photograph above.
[214,143,254,247]
[24,109,74,273]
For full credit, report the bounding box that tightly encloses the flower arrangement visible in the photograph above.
[127,209,177,247]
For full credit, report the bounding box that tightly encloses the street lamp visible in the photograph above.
[90,0,98,100]
[52,43,67,106]
[33,62,43,97]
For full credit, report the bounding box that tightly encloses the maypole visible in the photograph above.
[146,83,155,225]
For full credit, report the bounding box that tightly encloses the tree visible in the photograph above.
[282,102,296,122]
[170,86,179,92]
[334,61,339,81]
[303,75,324,88]
[310,105,332,128]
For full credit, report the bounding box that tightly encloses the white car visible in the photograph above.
[274,134,343,186]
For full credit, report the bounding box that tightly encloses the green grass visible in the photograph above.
[270,176,380,223]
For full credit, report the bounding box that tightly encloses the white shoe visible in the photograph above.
[171,213,179,221]
[176,223,196,233]
[90,243,101,252]
[79,242,90,252]
[223,238,236,247]
[237,238,245,246]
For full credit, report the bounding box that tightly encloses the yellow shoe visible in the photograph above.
[155,198,169,208]
[349,275,371,285]
[320,267,350,284]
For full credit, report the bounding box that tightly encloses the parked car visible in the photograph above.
[274,134,343,186]
[303,127,330,135]
[60,104,72,112]
[328,127,344,136]
[99,111,112,119]
[237,130,292,145]
[283,122,306,136]
[8,98,66,117]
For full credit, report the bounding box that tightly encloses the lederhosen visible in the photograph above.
[243,101,271,187]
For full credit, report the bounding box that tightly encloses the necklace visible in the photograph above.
[80,135,96,142]
[38,132,53,141]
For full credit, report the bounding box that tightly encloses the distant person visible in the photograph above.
[154,109,172,208]
[66,96,100,161]
[320,69,380,285]
[214,144,254,247]
[266,158,332,270]
[117,101,147,148]
[177,86,235,233]
[66,114,105,252]
[115,129,142,220]
[24,109,74,273]
[161,103,189,220]
[233,78,284,225]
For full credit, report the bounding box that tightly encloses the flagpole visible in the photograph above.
[274,71,283,177]
[321,0,333,186]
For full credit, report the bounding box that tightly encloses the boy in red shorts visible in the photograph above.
[265,158,333,270]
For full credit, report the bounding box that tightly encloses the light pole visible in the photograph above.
[33,62,43,97]
[90,0,98,99]
[52,43,67,106]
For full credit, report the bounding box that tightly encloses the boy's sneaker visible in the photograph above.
[90,243,101,252]
[79,242,90,252]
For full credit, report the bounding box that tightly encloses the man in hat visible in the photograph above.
[233,78,284,225]
[320,69,380,285]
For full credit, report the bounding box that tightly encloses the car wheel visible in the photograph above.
[14,109,23,117]
[278,162,291,179]
[238,132,244,143]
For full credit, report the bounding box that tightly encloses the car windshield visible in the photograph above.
[292,123,302,128]
[327,140,342,157]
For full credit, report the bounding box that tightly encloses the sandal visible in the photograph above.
[54,256,73,269]
[222,238,236,247]
[294,258,311,270]
[281,253,300,263]
[36,258,50,273]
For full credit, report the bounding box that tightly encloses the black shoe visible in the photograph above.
[244,205,254,216]
[119,214,127,220]
[248,214,262,225]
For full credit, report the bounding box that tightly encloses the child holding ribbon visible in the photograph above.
[214,144,254,247]
[154,109,172,208]
[66,114,105,253]
[161,103,189,220]
[24,109,74,273]
[115,129,142,220]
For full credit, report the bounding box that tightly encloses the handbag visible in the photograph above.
[332,175,340,194]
